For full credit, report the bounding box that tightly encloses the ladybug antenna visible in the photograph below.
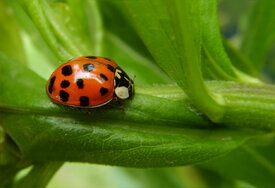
[132,75,136,82]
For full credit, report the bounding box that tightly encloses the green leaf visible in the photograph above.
[0,0,26,64]
[200,134,275,187]
[43,1,93,56]
[0,54,260,168]
[18,0,171,85]
[103,32,172,85]
[19,0,72,61]
[2,112,254,168]
[223,39,259,78]
[66,0,103,54]
[264,45,275,81]
[241,0,275,72]
[97,1,172,84]
[201,0,237,79]
[201,0,260,82]
[8,0,59,75]
[98,0,153,60]
[193,167,236,188]
[18,0,100,62]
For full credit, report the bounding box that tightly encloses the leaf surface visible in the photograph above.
[200,135,275,187]
[241,0,275,71]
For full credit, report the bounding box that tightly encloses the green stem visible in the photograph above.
[0,128,31,187]
[136,81,275,130]
[169,0,224,122]
[14,162,63,188]
[1,82,275,131]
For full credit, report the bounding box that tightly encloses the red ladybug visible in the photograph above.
[46,56,134,108]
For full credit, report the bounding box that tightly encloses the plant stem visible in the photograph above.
[136,81,275,130]
[14,162,63,188]
[168,0,225,122]
[0,129,31,187]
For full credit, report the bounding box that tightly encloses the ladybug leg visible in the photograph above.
[113,97,125,111]
[118,101,124,111]
[85,108,93,115]
[75,107,93,115]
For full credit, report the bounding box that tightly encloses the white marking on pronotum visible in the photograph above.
[115,86,129,99]
[115,69,122,79]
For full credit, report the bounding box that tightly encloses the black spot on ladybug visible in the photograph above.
[80,96,89,106]
[104,57,112,61]
[83,63,94,72]
[100,87,109,96]
[62,65,72,76]
[48,76,56,94]
[76,79,84,89]
[107,64,115,73]
[60,80,70,88]
[60,90,69,102]
[100,73,108,81]
[86,56,97,59]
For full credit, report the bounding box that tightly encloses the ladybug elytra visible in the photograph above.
[46,56,134,108]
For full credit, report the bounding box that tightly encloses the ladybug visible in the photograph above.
[46,56,134,108]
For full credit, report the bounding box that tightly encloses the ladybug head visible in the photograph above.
[114,68,134,100]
